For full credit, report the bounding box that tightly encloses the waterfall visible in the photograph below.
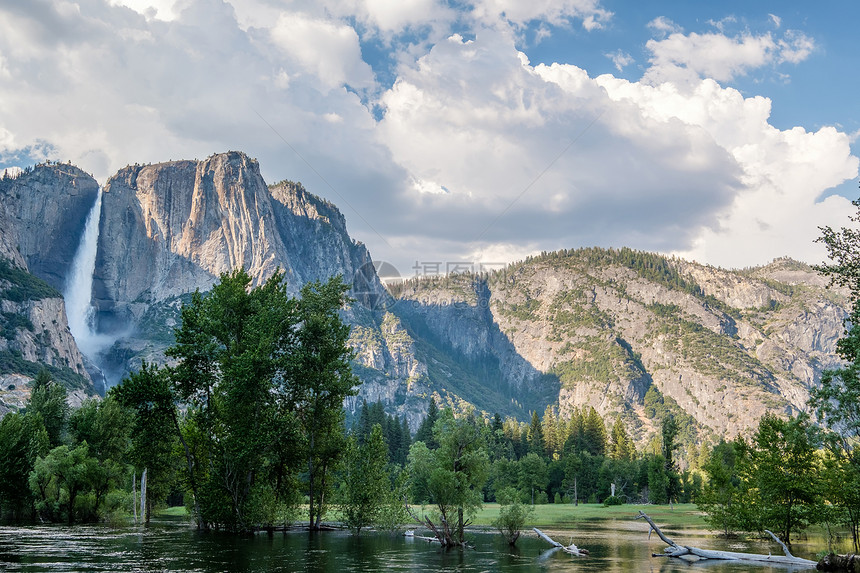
[65,189,111,359]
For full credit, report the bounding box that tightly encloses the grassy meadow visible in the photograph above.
[157,502,707,532]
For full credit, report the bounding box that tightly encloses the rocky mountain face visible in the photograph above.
[90,152,389,384]
[0,153,848,446]
[386,249,847,441]
[0,164,98,414]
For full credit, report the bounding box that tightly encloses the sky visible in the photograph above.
[0,0,858,279]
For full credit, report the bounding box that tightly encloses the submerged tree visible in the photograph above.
[407,408,488,546]
[342,424,389,534]
[158,269,358,532]
[493,486,533,545]
[111,364,178,523]
[290,278,359,530]
[746,414,822,545]
[697,439,749,537]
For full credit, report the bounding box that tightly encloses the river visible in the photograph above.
[0,516,839,572]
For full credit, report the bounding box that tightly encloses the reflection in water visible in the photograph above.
[0,517,826,572]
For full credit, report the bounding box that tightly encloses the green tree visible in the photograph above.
[413,398,438,448]
[166,268,304,531]
[609,418,634,461]
[492,486,533,545]
[527,411,545,457]
[68,396,131,464]
[661,415,681,506]
[812,201,860,551]
[746,414,822,545]
[342,424,389,534]
[518,452,547,505]
[26,369,68,447]
[487,457,519,501]
[647,453,669,504]
[583,407,607,457]
[111,363,179,523]
[290,277,359,530]
[67,397,132,522]
[697,439,750,536]
[0,412,48,520]
[29,443,94,524]
[406,408,489,546]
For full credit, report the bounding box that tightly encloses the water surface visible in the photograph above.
[0,516,831,572]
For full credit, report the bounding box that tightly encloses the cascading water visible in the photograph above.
[64,188,112,364]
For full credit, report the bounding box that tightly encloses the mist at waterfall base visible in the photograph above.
[64,189,120,394]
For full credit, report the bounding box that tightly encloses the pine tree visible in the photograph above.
[582,407,607,457]
[609,418,634,461]
[527,411,545,457]
[414,398,439,449]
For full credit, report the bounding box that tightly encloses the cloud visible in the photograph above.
[647,16,682,36]
[0,0,854,277]
[777,30,815,64]
[472,0,612,29]
[108,0,178,20]
[269,12,374,90]
[606,49,634,72]
[377,30,745,265]
[594,76,859,267]
[643,28,816,87]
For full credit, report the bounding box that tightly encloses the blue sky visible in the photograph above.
[0,0,857,275]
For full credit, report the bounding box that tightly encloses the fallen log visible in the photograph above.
[635,511,817,568]
[533,528,589,556]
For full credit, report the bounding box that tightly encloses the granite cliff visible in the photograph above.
[0,154,849,446]
[0,164,99,413]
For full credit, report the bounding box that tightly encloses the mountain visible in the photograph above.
[384,249,846,442]
[0,163,99,414]
[0,153,848,447]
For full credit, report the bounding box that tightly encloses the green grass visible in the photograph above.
[154,502,708,532]
[156,506,190,517]
[471,503,707,530]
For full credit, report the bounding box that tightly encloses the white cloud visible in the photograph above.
[472,0,612,29]
[644,32,775,84]
[644,28,816,87]
[0,0,854,276]
[108,0,178,20]
[594,76,859,267]
[647,16,681,36]
[606,49,634,72]
[778,30,815,64]
[348,0,450,34]
[769,13,782,28]
[269,13,374,91]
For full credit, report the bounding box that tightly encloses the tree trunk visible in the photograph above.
[141,468,148,524]
[636,511,817,567]
[534,528,588,556]
[173,412,202,529]
[457,507,464,544]
[308,431,317,530]
[132,471,138,525]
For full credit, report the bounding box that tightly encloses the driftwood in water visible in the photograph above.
[817,553,860,572]
[405,531,443,544]
[533,528,589,556]
[635,511,817,567]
